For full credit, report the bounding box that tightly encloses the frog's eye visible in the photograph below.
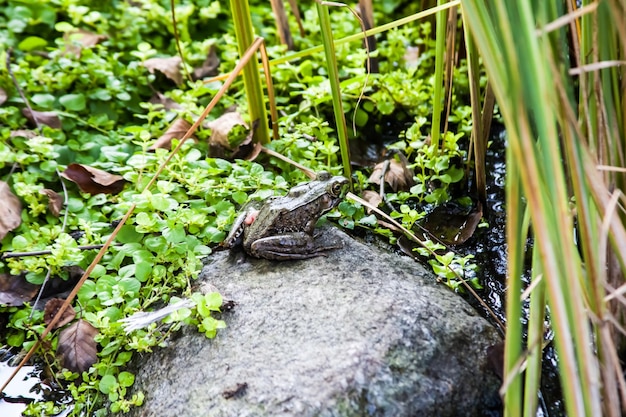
[331,182,343,196]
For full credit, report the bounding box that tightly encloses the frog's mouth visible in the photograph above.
[319,194,342,214]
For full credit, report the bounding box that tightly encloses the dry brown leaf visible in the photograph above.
[61,164,126,195]
[206,112,248,150]
[57,319,98,373]
[44,298,76,328]
[143,56,183,85]
[10,129,37,139]
[207,113,259,160]
[368,158,415,192]
[0,181,22,240]
[0,273,40,307]
[22,108,62,129]
[64,29,107,56]
[39,188,63,217]
[149,118,195,150]
[233,140,262,161]
[0,87,7,106]
[421,201,483,245]
[362,190,383,212]
[192,45,220,80]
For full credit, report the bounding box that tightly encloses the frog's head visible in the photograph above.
[317,172,349,211]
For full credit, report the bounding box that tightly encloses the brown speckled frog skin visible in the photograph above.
[223,172,348,260]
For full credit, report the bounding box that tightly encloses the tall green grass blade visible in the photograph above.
[461,11,486,205]
[430,0,447,150]
[229,0,270,144]
[523,251,545,417]
[316,1,352,182]
[502,157,525,417]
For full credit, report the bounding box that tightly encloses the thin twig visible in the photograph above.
[261,146,316,179]
[29,170,71,318]
[170,0,193,84]
[6,48,41,131]
[1,244,123,259]
[258,41,280,140]
[29,269,51,317]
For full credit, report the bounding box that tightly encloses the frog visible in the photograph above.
[223,172,349,260]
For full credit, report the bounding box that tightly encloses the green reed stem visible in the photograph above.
[316,2,352,183]
[229,0,270,144]
[431,0,447,151]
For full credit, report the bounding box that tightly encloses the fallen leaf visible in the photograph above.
[421,200,483,245]
[206,111,249,149]
[22,108,62,129]
[149,118,195,150]
[0,273,40,307]
[362,190,383,212]
[44,298,76,329]
[229,135,262,161]
[61,164,126,195]
[64,29,107,56]
[149,92,182,111]
[57,319,98,373]
[0,181,22,240]
[0,88,6,106]
[40,189,63,217]
[192,45,220,80]
[143,56,183,85]
[369,157,415,192]
[10,129,37,139]
[207,112,260,161]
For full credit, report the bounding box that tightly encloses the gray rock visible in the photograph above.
[126,228,502,417]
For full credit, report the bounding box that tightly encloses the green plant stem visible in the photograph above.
[431,0,447,151]
[229,0,270,144]
[523,251,545,417]
[502,157,524,417]
[316,1,352,184]
[462,12,486,205]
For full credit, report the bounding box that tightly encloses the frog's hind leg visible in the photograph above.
[249,233,340,261]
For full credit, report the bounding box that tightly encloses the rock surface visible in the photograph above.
[126,228,502,417]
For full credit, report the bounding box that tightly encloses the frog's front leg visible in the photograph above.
[249,232,340,260]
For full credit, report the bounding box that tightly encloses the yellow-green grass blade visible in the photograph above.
[230,0,270,144]
[316,1,352,183]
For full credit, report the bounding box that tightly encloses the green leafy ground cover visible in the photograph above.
[0,0,479,414]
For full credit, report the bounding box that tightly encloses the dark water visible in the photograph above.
[0,349,72,416]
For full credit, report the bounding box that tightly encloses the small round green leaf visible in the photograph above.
[118,372,135,388]
[31,93,56,108]
[99,374,118,394]
[18,36,47,51]
[59,93,86,111]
